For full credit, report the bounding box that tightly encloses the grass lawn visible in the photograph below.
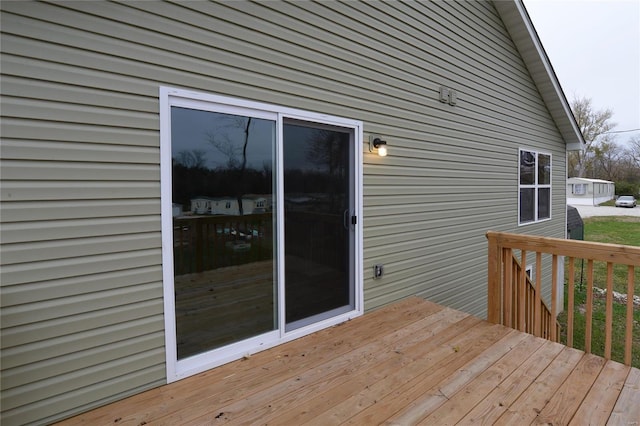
[558,215,640,367]
[584,216,640,247]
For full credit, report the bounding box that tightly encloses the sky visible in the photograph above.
[523,0,640,145]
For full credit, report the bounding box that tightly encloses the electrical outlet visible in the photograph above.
[374,264,384,279]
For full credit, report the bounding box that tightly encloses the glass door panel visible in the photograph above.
[171,107,276,360]
[283,122,354,330]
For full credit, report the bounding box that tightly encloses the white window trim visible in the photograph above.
[159,87,364,382]
[518,148,552,225]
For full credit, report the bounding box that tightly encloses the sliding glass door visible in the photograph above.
[283,122,355,330]
[170,106,277,360]
[161,88,362,381]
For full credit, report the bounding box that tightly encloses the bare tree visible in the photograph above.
[592,141,624,181]
[627,135,640,168]
[569,96,616,177]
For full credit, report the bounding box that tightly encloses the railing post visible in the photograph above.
[487,232,501,324]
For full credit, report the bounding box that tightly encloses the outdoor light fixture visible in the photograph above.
[369,136,388,157]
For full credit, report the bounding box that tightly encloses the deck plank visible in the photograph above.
[342,323,515,425]
[205,306,469,425]
[159,299,448,425]
[456,339,565,425]
[386,329,528,425]
[569,360,630,425]
[419,333,547,425]
[492,346,585,425]
[291,315,485,426]
[534,353,606,424]
[57,297,436,426]
[609,366,640,424]
[53,297,640,426]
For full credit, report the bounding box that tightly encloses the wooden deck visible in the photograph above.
[57,297,640,425]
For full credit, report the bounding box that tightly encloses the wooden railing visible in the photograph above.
[173,211,345,276]
[487,231,640,366]
[173,213,273,275]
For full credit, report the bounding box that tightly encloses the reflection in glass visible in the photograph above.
[283,123,352,328]
[538,188,551,219]
[171,107,276,359]
[520,188,535,223]
[520,151,535,185]
[538,154,551,185]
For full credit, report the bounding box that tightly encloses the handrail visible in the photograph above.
[487,231,640,365]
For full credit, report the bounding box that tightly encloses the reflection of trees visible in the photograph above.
[172,122,350,215]
[173,116,269,212]
[292,129,348,213]
[207,117,252,215]
[172,163,271,209]
[305,130,347,177]
[175,149,207,169]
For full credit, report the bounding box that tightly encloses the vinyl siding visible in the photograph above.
[1,1,567,424]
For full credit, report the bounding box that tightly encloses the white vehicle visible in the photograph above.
[615,196,637,208]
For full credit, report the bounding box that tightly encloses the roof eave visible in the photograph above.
[494,0,585,151]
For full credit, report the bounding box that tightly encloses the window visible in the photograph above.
[572,184,586,195]
[519,149,551,224]
[160,87,363,381]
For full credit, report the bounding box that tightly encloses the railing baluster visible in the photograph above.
[585,260,594,354]
[519,251,527,331]
[528,285,533,334]
[626,265,635,366]
[504,248,513,328]
[605,262,614,359]
[512,261,516,328]
[567,257,575,348]
[535,252,542,337]
[551,254,558,342]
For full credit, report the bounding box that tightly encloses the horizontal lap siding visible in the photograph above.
[0,2,172,424]
[0,1,566,424]
[355,0,566,313]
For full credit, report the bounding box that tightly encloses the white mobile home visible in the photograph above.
[567,177,615,206]
[0,1,583,423]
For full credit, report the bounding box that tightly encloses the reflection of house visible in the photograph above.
[567,177,615,206]
[190,196,216,214]
[190,195,270,215]
[1,1,585,424]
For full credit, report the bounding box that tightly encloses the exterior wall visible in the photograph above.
[0,1,569,424]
